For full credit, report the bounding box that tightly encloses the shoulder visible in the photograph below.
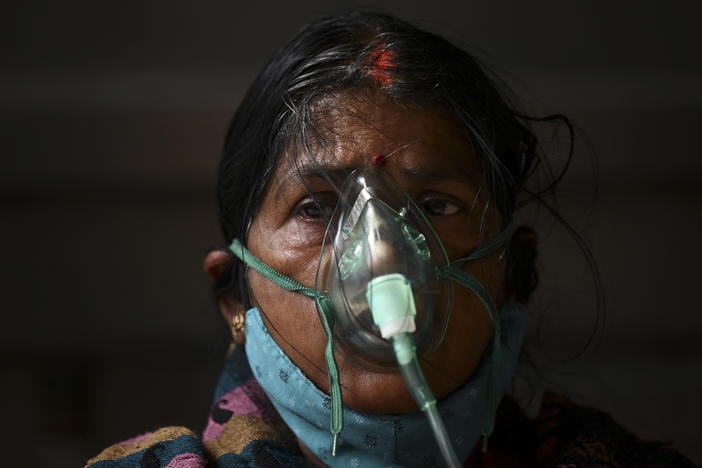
[536,392,698,467]
[86,346,314,467]
[85,423,311,468]
[489,392,699,467]
[85,426,206,467]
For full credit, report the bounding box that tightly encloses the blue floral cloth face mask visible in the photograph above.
[245,302,527,467]
[230,167,525,462]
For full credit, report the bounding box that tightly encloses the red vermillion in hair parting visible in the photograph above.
[369,43,393,86]
[368,45,393,167]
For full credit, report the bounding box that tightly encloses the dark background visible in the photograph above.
[1,1,700,466]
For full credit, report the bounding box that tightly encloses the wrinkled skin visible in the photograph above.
[241,93,507,415]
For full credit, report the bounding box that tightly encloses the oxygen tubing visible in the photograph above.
[392,333,462,468]
[367,273,461,467]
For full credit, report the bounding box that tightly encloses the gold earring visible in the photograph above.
[231,312,246,345]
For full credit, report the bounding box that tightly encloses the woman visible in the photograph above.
[87,11,697,468]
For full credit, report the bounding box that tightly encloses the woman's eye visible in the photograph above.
[300,202,325,219]
[421,198,461,216]
[295,195,336,220]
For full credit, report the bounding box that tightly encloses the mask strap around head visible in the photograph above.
[448,227,513,268]
[228,239,344,452]
[438,226,512,451]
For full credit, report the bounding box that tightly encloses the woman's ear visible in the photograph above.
[506,225,538,304]
[203,249,247,344]
[203,249,233,280]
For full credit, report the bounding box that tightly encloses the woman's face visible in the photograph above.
[246,94,506,414]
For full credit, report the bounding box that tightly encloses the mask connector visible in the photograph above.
[366,274,416,339]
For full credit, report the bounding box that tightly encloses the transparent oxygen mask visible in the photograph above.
[319,168,452,371]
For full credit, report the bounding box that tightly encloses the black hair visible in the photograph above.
[214,10,598,329]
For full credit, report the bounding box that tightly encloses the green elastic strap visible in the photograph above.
[438,226,512,452]
[405,193,510,449]
[229,239,344,450]
[438,265,501,451]
[449,227,513,269]
[229,239,317,297]
[314,295,344,454]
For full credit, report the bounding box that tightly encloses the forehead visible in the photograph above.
[274,93,483,193]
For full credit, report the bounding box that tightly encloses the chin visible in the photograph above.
[338,364,417,414]
[334,352,470,415]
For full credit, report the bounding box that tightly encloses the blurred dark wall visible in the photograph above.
[1,1,700,466]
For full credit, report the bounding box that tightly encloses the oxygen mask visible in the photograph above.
[318,168,451,371]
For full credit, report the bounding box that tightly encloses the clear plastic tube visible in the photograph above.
[366,273,461,466]
[392,333,462,468]
[424,401,462,468]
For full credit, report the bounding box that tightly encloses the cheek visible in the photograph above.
[248,269,332,391]
[421,284,492,396]
[421,255,506,397]
[247,222,334,392]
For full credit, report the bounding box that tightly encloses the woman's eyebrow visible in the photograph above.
[398,166,476,185]
[274,165,354,201]
[273,162,479,200]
